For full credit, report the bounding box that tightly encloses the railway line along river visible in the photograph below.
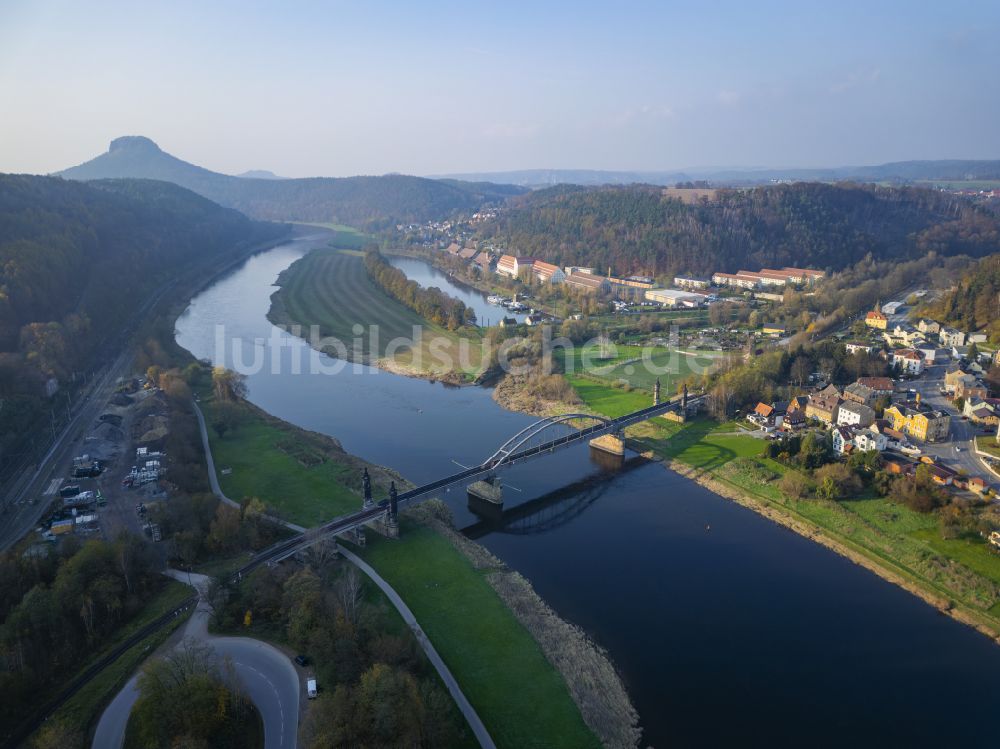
[176,232,1000,746]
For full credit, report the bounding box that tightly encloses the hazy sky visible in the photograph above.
[1,0,998,177]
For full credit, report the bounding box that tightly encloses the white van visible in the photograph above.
[306,678,317,699]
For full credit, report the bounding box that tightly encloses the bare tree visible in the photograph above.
[336,566,364,626]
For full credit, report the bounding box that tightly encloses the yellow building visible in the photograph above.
[865,309,888,330]
[884,405,950,443]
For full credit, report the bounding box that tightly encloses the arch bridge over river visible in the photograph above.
[253,390,700,567]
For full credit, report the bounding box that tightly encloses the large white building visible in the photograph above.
[645,288,707,308]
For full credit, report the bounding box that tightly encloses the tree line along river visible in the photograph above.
[175,232,1000,746]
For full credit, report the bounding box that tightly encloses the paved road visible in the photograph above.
[93,571,300,749]
[904,363,996,490]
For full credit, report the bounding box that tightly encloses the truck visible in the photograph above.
[63,491,96,509]
[306,678,317,699]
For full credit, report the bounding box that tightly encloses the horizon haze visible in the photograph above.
[1,1,998,178]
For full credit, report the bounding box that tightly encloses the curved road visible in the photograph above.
[93,571,300,749]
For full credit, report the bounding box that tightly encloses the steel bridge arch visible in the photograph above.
[481,413,614,470]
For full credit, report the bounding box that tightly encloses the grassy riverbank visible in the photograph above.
[267,247,484,381]
[358,521,602,749]
[567,375,1000,640]
[200,394,391,525]
[198,394,601,747]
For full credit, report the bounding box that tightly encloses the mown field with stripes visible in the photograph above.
[269,248,484,378]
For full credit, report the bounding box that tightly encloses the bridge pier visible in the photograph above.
[468,475,504,519]
[589,433,624,457]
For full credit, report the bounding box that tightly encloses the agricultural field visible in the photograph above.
[268,248,484,379]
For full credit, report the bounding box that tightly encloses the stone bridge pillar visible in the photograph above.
[362,467,373,509]
[386,481,400,538]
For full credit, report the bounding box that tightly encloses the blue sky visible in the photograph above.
[1,0,997,176]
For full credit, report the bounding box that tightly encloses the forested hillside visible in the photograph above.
[481,183,1000,276]
[0,174,285,467]
[58,136,525,228]
[918,253,1000,342]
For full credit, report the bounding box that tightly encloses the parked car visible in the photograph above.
[307,678,317,699]
[295,654,308,667]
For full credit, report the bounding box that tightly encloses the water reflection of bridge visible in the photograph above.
[463,454,650,540]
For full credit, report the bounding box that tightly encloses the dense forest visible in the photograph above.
[0,535,163,734]
[364,250,475,329]
[0,174,285,479]
[918,253,1000,342]
[480,182,1000,277]
[58,136,525,229]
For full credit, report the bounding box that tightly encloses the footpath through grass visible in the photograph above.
[200,397,597,748]
[203,397,361,525]
[358,522,599,749]
[571,375,1000,634]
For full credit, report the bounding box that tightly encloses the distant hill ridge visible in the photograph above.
[435,161,1000,187]
[479,182,1000,277]
[57,137,526,228]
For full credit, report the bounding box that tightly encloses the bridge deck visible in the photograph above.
[250,396,697,566]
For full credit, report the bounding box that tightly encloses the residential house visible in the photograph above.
[837,401,876,428]
[806,385,842,425]
[964,397,999,426]
[885,324,923,347]
[832,426,854,454]
[523,313,546,326]
[853,428,888,452]
[531,261,566,284]
[498,316,518,328]
[884,405,950,443]
[924,463,955,486]
[843,382,876,407]
[969,476,988,494]
[968,332,988,344]
[890,348,924,376]
[781,409,806,430]
[917,319,941,335]
[673,276,710,290]
[939,328,966,347]
[445,242,461,255]
[856,377,895,399]
[865,309,888,330]
[712,272,759,289]
[750,402,786,428]
[457,246,478,260]
[845,341,876,355]
[945,368,985,399]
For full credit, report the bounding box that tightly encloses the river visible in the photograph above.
[176,233,1000,747]
[386,254,527,326]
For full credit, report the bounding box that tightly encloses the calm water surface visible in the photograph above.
[386,254,527,325]
[176,234,1000,747]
